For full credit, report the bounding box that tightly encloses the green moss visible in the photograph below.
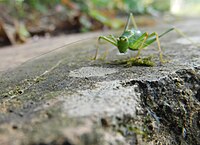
[113,56,155,67]
[128,125,147,137]
[7,86,24,96]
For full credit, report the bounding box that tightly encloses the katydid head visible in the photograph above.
[117,36,129,53]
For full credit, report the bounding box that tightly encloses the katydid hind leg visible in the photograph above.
[127,32,148,58]
[144,28,174,47]
[159,28,174,38]
[159,27,200,47]
[136,33,148,58]
[152,32,165,63]
[129,32,150,50]
[141,32,165,63]
[173,27,200,47]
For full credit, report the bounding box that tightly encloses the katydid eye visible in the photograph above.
[120,37,128,41]
[119,38,124,41]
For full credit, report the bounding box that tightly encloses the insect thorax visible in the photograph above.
[122,29,142,39]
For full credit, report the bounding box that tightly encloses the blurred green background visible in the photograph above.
[0,0,200,46]
[0,0,171,32]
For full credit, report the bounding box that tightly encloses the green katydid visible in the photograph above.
[94,13,198,64]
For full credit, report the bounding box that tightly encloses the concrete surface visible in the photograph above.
[0,32,102,72]
[0,18,200,145]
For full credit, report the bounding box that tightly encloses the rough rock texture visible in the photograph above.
[0,18,200,145]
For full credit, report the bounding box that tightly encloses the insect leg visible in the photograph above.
[124,13,138,31]
[93,36,117,60]
[130,13,138,30]
[173,27,200,47]
[101,35,118,59]
[150,32,165,63]
[159,27,199,47]
[129,32,148,55]
[108,35,117,43]
[98,36,117,46]
[136,33,148,57]
[93,44,99,60]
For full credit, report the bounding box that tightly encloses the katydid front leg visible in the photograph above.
[93,35,117,60]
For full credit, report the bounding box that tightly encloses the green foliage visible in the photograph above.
[0,0,171,31]
[1,0,171,14]
[1,0,149,15]
[23,0,62,13]
[123,0,146,13]
[151,0,170,12]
